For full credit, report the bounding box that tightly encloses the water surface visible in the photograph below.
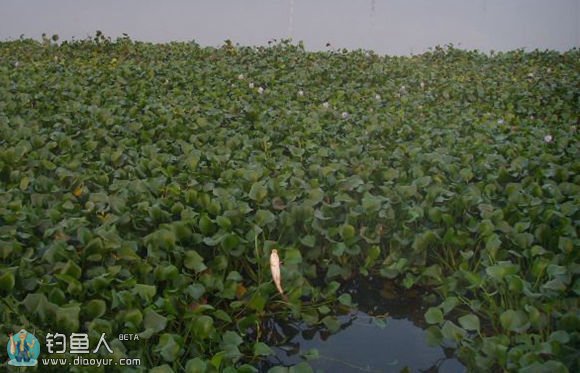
[258,277,465,372]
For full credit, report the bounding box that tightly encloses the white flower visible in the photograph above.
[238,74,244,80]
[544,134,553,143]
[420,81,425,89]
[341,112,349,119]
[322,102,330,109]
[375,94,381,101]
[547,68,552,73]
[497,119,505,125]
[400,85,407,93]
[249,82,255,89]
[14,61,19,68]
[257,86,264,94]
[527,73,534,78]
[298,90,304,97]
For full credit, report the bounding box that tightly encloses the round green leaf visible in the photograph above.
[458,314,480,332]
[425,307,444,325]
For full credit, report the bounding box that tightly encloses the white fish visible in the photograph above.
[270,249,285,297]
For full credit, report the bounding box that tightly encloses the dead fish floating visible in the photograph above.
[270,249,287,300]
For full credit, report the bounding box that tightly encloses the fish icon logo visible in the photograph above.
[7,329,40,366]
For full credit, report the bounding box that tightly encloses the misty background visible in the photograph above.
[0,0,578,55]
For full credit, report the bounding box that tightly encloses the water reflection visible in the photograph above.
[0,0,577,55]
[256,276,465,372]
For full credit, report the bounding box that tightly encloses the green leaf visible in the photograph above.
[558,237,574,253]
[249,182,268,202]
[321,315,341,333]
[22,293,55,322]
[61,260,82,279]
[149,365,175,373]
[340,175,364,191]
[542,278,566,292]
[56,304,80,333]
[499,309,529,333]
[214,309,232,323]
[362,192,383,212]
[284,247,303,264]
[210,351,225,370]
[124,309,143,327]
[222,331,243,347]
[340,224,356,240]
[255,209,276,226]
[289,362,313,373]
[247,291,267,311]
[253,342,273,356]
[192,315,214,339]
[519,361,568,373]
[372,318,387,329]
[221,233,240,251]
[185,357,207,373]
[83,299,107,320]
[458,314,480,332]
[19,176,30,190]
[364,245,381,268]
[155,333,182,362]
[238,364,259,373]
[198,215,216,236]
[412,230,439,252]
[300,235,316,248]
[154,264,179,281]
[548,330,570,344]
[440,320,466,342]
[184,250,207,273]
[337,293,352,306]
[156,229,177,249]
[185,283,205,300]
[485,261,518,280]
[301,348,320,361]
[425,325,443,346]
[140,309,168,338]
[134,284,157,302]
[425,307,444,324]
[0,270,15,291]
[441,297,459,315]
[216,216,232,230]
[485,233,502,252]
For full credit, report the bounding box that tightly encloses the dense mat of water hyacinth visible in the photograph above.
[0,34,578,372]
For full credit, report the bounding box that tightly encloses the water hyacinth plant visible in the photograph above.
[0,36,578,372]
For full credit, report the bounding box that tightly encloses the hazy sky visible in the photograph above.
[0,0,578,55]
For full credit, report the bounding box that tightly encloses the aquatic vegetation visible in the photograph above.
[0,35,578,372]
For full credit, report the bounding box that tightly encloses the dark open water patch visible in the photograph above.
[257,276,465,372]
